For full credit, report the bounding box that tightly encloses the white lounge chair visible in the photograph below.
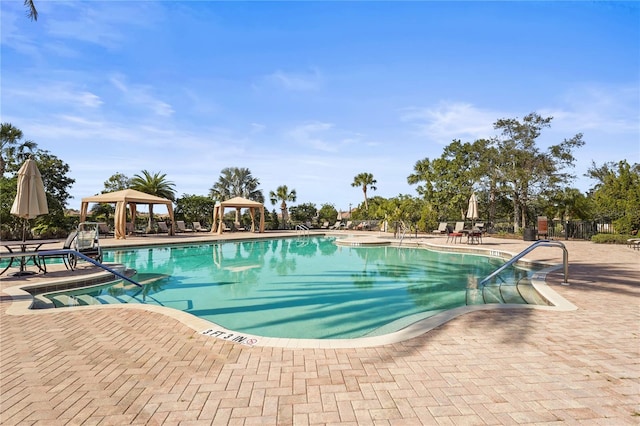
[432,222,447,234]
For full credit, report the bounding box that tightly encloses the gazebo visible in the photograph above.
[80,189,175,239]
[212,196,265,234]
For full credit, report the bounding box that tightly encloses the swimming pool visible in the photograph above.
[42,236,536,339]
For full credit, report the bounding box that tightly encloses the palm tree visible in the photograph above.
[269,185,296,229]
[351,172,377,211]
[1,123,37,175]
[130,170,176,230]
[24,0,38,21]
[209,167,264,203]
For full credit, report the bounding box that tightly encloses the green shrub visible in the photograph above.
[591,234,635,244]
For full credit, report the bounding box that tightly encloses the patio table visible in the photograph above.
[0,239,61,276]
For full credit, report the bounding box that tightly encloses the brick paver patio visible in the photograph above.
[1,232,638,424]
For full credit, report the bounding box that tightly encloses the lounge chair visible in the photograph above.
[38,231,78,272]
[320,221,329,229]
[446,225,463,244]
[126,222,145,236]
[331,221,342,230]
[626,238,640,249]
[156,222,170,233]
[74,223,102,265]
[344,221,353,230]
[97,223,114,237]
[453,221,465,233]
[176,220,193,233]
[432,222,447,234]
[234,221,246,232]
[193,222,209,232]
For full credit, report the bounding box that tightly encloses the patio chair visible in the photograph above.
[66,222,102,268]
[176,220,193,233]
[97,223,114,237]
[331,221,342,230]
[453,221,465,232]
[38,231,78,272]
[234,221,246,231]
[320,221,329,229]
[537,216,548,239]
[446,225,463,244]
[193,222,209,232]
[344,221,353,230]
[432,222,447,234]
[156,221,170,234]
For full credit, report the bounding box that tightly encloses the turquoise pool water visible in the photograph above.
[43,237,530,339]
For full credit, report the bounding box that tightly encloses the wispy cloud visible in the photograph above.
[5,82,103,109]
[265,68,324,91]
[540,83,640,135]
[44,2,161,50]
[400,102,501,144]
[286,121,336,151]
[109,74,174,117]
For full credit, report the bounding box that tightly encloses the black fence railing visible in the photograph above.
[489,219,615,241]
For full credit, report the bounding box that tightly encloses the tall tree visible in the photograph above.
[269,185,296,229]
[103,172,131,192]
[587,160,640,234]
[130,170,176,230]
[407,139,481,220]
[1,149,75,237]
[289,203,317,223]
[1,123,37,176]
[209,167,264,203]
[174,194,216,226]
[493,112,584,232]
[351,172,377,211]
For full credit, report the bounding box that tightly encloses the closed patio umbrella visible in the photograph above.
[10,157,49,240]
[466,193,479,225]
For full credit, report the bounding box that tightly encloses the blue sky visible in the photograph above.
[2,1,638,213]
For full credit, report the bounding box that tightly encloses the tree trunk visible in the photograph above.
[512,193,520,233]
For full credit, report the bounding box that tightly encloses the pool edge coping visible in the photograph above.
[3,240,577,349]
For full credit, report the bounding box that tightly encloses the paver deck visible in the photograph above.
[1,231,639,424]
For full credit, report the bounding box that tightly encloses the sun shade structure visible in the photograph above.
[79,189,175,239]
[11,157,49,246]
[212,196,265,234]
[11,158,49,221]
[466,192,479,223]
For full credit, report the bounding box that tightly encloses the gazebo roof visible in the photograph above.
[219,196,263,208]
[81,189,173,206]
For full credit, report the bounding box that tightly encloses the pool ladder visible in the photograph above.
[295,224,310,236]
[479,240,569,287]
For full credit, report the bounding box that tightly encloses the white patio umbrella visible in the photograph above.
[466,192,479,225]
[10,157,49,241]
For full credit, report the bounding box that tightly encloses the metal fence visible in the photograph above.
[489,219,616,241]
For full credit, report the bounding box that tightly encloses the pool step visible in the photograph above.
[500,283,527,304]
[75,294,102,305]
[50,295,80,307]
[482,284,504,303]
[95,295,125,304]
[516,279,550,306]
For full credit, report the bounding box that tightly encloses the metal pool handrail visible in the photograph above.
[37,249,142,287]
[479,240,568,286]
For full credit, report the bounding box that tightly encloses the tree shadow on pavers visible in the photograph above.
[383,260,640,361]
